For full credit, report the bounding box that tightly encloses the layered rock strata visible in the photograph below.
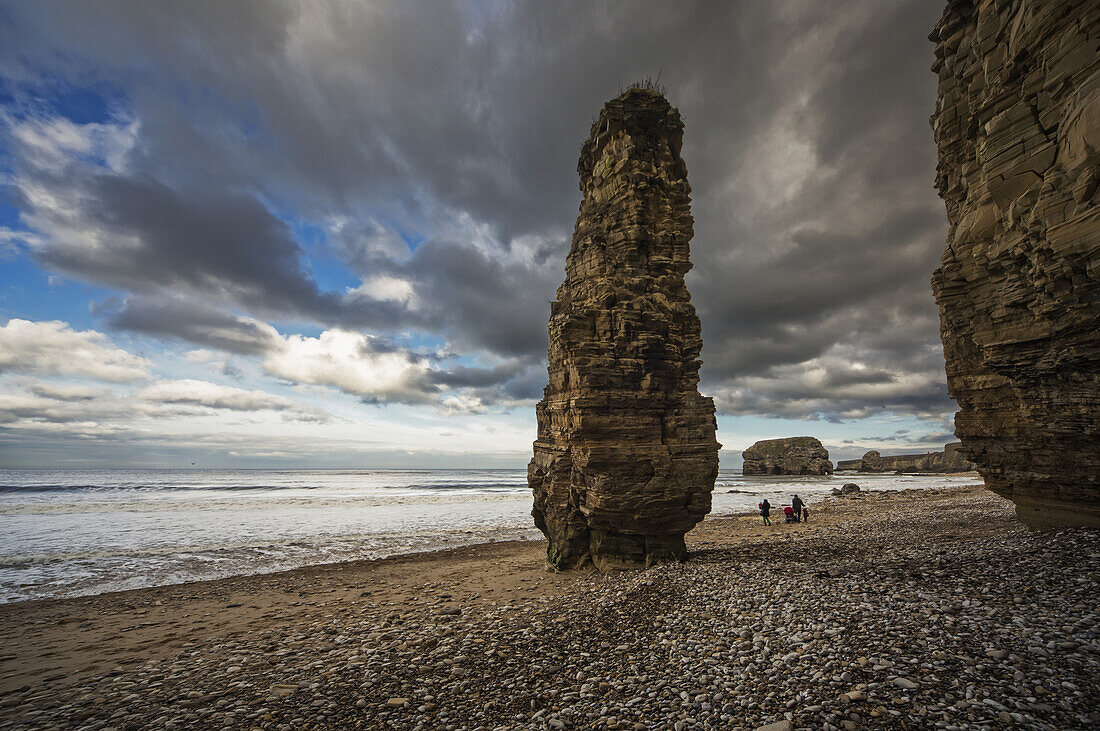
[528,87,721,571]
[741,437,833,476]
[930,0,1100,527]
[836,443,976,473]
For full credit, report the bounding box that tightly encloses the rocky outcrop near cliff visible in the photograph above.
[930,1,1100,527]
[741,437,833,476]
[837,443,977,473]
[527,87,721,571]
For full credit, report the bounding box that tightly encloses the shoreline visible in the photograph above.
[2,484,1097,730]
[0,472,983,608]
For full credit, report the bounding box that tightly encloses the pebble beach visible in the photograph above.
[1,485,1097,730]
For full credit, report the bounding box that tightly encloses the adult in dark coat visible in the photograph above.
[792,494,804,523]
[759,498,771,525]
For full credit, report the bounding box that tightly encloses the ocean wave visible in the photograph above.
[0,491,533,515]
[0,529,519,568]
[0,481,529,494]
[402,482,525,492]
[0,483,339,493]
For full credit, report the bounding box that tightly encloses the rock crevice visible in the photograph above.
[528,87,720,571]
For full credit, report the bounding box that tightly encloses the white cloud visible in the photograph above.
[184,349,219,363]
[327,215,412,263]
[347,275,418,307]
[137,379,314,414]
[28,381,105,401]
[0,376,331,437]
[7,113,137,175]
[438,393,486,415]
[263,329,438,404]
[0,319,152,382]
[0,226,42,256]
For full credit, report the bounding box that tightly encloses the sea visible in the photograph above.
[0,468,983,604]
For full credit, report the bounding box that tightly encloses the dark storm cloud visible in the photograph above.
[429,356,546,406]
[42,175,343,315]
[0,0,952,420]
[108,296,281,355]
[430,361,531,389]
[395,238,556,358]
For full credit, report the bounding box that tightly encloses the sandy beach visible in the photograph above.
[1,485,1097,730]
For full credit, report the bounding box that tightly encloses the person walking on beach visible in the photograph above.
[791,494,804,523]
[759,499,771,525]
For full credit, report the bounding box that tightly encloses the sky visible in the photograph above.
[0,0,956,469]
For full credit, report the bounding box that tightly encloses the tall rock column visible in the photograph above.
[528,87,721,571]
[931,0,1100,528]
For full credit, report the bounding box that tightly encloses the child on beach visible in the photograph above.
[802,506,809,522]
[759,499,771,525]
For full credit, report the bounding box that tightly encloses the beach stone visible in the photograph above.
[930,0,1100,528]
[833,483,861,497]
[755,720,793,731]
[528,86,720,571]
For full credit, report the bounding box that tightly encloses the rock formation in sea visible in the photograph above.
[836,443,976,473]
[741,437,833,476]
[930,1,1100,527]
[527,86,721,571]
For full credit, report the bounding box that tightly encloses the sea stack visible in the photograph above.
[931,1,1100,527]
[528,86,721,571]
[741,437,833,476]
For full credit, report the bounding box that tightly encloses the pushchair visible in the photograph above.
[783,506,797,523]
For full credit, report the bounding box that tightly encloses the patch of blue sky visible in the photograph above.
[391,331,449,355]
[296,222,361,294]
[0,76,125,130]
[276,322,326,340]
[397,226,427,253]
[252,196,360,295]
[30,83,122,125]
[0,253,110,329]
[0,197,20,230]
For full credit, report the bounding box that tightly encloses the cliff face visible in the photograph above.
[930,1,1100,527]
[837,443,977,473]
[741,437,833,476]
[527,87,721,571]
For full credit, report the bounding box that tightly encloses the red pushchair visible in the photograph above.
[783,506,797,523]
